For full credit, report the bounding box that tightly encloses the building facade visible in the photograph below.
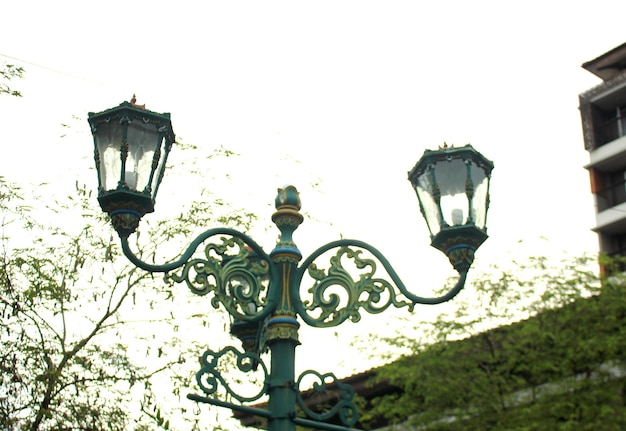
[580,42,626,257]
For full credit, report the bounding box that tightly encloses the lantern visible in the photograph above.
[88,98,175,237]
[408,144,493,271]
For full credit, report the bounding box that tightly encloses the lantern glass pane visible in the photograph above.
[435,158,468,227]
[95,120,122,191]
[414,172,441,235]
[470,163,489,229]
[126,120,160,193]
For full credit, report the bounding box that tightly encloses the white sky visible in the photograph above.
[1,0,625,410]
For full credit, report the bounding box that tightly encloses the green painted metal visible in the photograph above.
[187,393,273,420]
[165,236,271,321]
[196,346,268,403]
[293,239,469,328]
[88,106,493,431]
[296,370,357,425]
[267,331,298,431]
[302,245,414,326]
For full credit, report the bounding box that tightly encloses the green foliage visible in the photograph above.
[358,255,626,430]
[0,63,24,97]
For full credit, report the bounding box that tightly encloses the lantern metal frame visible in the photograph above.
[408,144,494,272]
[87,101,494,431]
[88,101,175,237]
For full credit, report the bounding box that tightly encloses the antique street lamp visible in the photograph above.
[88,100,493,431]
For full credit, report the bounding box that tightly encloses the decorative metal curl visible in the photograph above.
[196,346,269,403]
[300,246,414,327]
[165,236,270,320]
[293,239,468,329]
[296,370,358,427]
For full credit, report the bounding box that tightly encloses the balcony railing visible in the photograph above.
[595,107,626,148]
[596,179,626,212]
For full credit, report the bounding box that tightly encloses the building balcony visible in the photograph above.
[585,133,626,171]
[593,201,626,234]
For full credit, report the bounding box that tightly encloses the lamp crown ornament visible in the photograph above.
[130,94,146,109]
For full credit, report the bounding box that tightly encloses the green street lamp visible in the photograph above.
[88,100,493,431]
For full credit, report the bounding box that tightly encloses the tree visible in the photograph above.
[0,63,24,97]
[358,254,626,430]
[0,144,257,430]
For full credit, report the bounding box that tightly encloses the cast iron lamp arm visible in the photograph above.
[119,228,268,273]
[118,228,279,323]
[292,239,468,328]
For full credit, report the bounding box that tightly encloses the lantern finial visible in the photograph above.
[130,94,145,109]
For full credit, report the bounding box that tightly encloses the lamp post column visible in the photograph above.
[266,186,304,431]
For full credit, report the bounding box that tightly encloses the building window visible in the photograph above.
[592,104,626,147]
[596,169,626,212]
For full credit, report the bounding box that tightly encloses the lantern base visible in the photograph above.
[98,189,154,237]
[431,225,488,272]
[445,244,476,272]
[108,210,142,238]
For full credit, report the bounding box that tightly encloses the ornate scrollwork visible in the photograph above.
[301,246,413,327]
[196,346,269,403]
[296,370,358,427]
[164,236,270,320]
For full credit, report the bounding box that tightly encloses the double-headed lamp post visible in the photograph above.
[88,100,493,431]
